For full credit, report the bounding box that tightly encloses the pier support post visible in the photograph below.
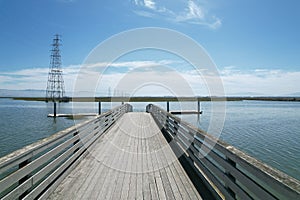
[197,100,201,122]
[53,102,57,118]
[167,101,170,112]
[98,101,101,115]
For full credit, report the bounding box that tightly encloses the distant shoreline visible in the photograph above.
[1,96,299,102]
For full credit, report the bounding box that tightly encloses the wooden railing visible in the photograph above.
[146,104,300,200]
[0,104,132,200]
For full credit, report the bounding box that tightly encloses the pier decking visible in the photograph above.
[48,113,202,199]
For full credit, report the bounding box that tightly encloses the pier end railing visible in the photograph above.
[0,104,132,200]
[147,104,300,200]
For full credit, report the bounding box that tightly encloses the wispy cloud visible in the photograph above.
[176,0,205,21]
[84,60,175,70]
[144,0,156,9]
[132,0,222,29]
[1,62,299,96]
[220,66,300,96]
[0,65,80,91]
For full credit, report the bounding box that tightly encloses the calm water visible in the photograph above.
[0,99,299,181]
[0,99,119,157]
[182,100,300,181]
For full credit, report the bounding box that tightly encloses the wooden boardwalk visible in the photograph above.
[48,112,202,200]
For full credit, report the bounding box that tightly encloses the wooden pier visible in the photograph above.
[49,112,201,199]
[0,104,300,199]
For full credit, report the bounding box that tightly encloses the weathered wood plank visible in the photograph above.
[47,112,201,200]
[78,138,112,199]
[145,123,160,200]
[120,128,133,199]
[156,125,193,200]
[104,125,129,200]
[94,121,125,200]
[110,118,131,200]
[141,118,151,200]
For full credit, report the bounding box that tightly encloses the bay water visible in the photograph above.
[0,98,299,181]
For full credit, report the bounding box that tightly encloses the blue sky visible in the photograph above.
[0,0,300,96]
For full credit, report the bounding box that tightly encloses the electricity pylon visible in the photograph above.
[46,34,65,102]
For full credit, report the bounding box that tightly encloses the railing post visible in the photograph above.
[167,101,169,112]
[128,104,133,112]
[98,101,101,115]
[53,102,57,117]
[197,100,201,122]
[146,104,151,113]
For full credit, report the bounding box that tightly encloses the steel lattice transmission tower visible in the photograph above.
[46,34,65,102]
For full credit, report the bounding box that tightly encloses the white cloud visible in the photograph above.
[132,0,222,29]
[95,70,199,96]
[1,62,300,96]
[68,64,300,96]
[0,65,80,91]
[144,0,156,9]
[133,0,156,9]
[84,60,174,70]
[208,16,222,29]
[182,0,205,20]
[220,67,300,96]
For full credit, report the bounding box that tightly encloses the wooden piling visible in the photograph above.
[54,102,57,118]
[167,101,170,112]
[98,101,101,115]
